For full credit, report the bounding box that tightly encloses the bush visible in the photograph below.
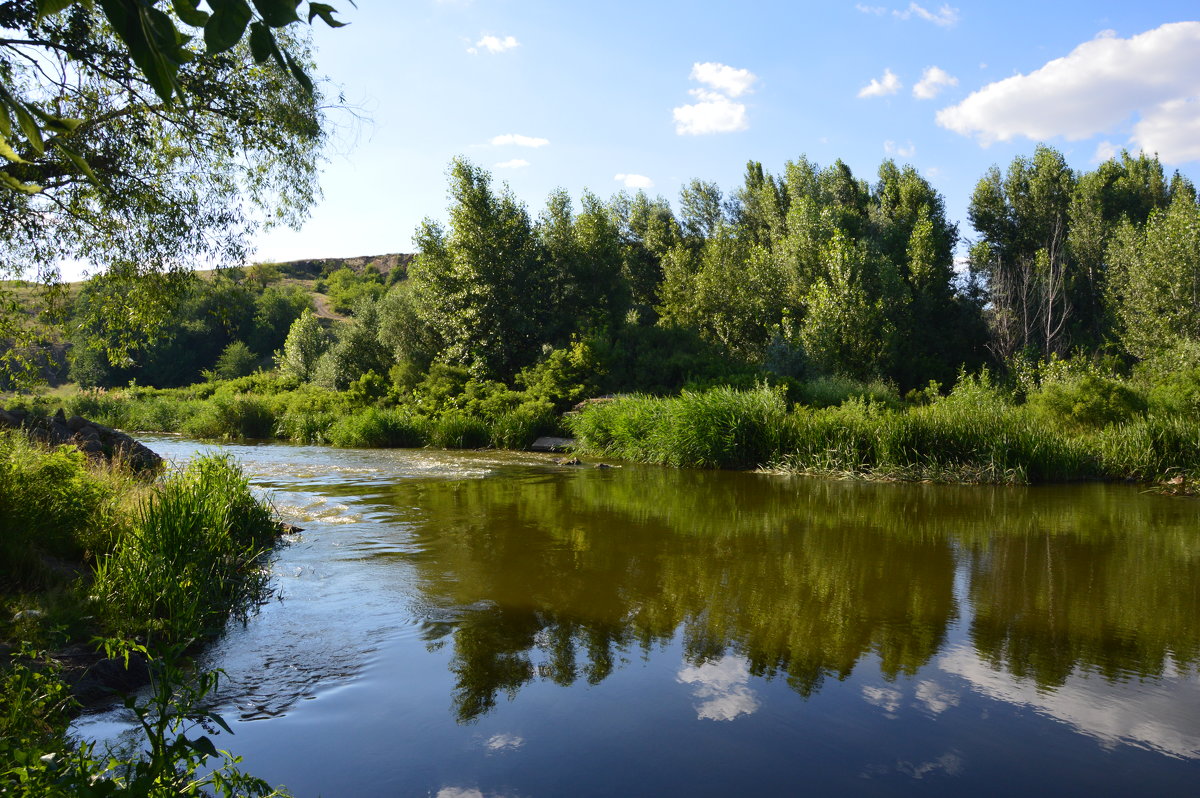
[181,394,276,440]
[569,385,790,469]
[328,408,427,448]
[207,340,259,381]
[428,411,490,449]
[1027,373,1146,430]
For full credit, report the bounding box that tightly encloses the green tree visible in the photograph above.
[277,307,328,382]
[0,1,330,382]
[410,158,549,378]
[1106,191,1200,361]
[799,231,894,380]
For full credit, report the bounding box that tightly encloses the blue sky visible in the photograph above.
[250,0,1200,264]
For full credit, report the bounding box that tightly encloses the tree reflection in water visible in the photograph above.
[386,466,1200,723]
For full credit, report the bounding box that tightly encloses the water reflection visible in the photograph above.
[387,465,1200,729]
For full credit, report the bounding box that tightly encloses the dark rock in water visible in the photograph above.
[65,649,151,705]
[594,462,619,469]
[277,522,304,536]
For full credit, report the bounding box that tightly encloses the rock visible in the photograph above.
[594,463,619,469]
[277,522,304,535]
[66,415,88,432]
[11,609,44,622]
[555,456,583,466]
[531,436,576,453]
[53,408,66,425]
[69,652,150,705]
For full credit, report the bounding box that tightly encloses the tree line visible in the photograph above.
[275,149,1199,400]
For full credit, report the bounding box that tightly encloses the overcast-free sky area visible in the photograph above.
[250,0,1200,265]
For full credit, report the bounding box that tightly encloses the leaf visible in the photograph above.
[283,48,314,95]
[27,106,84,134]
[247,21,279,64]
[0,171,43,194]
[189,735,220,759]
[207,711,235,735]
[307,2,346,27]
[0,134,29,164]
[171,0,211,27]
[205,0,254,54]
[0,101,11,138]
[54,140,102,187]
[14,105,44,155]
[35,0,77,19]
[252,0,301,27]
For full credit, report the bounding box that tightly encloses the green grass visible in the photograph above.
[570,382,1192,486]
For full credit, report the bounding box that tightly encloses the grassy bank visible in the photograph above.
[567,377,1200,487]
[1,431,288,794]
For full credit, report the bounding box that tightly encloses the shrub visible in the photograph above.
[328,408,427,448]
[428,411,490,449]
[1027,373,1146,430]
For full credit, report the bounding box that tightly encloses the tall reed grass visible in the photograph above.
[92,454,278,643]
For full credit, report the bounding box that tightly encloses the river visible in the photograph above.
[75,436,1200,796]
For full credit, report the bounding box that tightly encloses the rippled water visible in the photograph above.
[76,437,1200,796]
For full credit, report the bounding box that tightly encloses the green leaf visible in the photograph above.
[189,735,220,759]
[27,106,84,134]
[171,0,211,27]
[283,48,313,94]
[247,21,280,64]
[0,102,12,139]
[252,0,301,27]
[205,0,254,54]
[14,105,44,155]
[307,2,346,27]
[207,711,235,735]
[54,140,102,187]
[35,0,77,20]
[0,171,43,194]
[0,134,29,164]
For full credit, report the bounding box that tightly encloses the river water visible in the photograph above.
[75,436,1200,796]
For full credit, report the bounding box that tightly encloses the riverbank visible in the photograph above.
[0,429,289,793]
[5,364,1199,490]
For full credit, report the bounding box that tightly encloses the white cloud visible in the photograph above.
[484,733,524,752]
[467,34,519,55]
[494,159,529,169]
[894,3,959,27]
[914,680,960,715]
[1133,97,1200,163]
[677,655,760,721]
[614,173,654,189]
[884,140,916,158]
[490,134,549,148]
[937,22,1200,163]
[855,3,887,14]
[913,66,958,99]
[925,166,942,179]
[673,63,757,135]
[863,685,903,714]
[690,62,758,98]
[858,68,902,98]
[940,643,1200,759]
[1094,140,1120,162]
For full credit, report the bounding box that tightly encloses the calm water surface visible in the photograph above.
[76,436,1200,797]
